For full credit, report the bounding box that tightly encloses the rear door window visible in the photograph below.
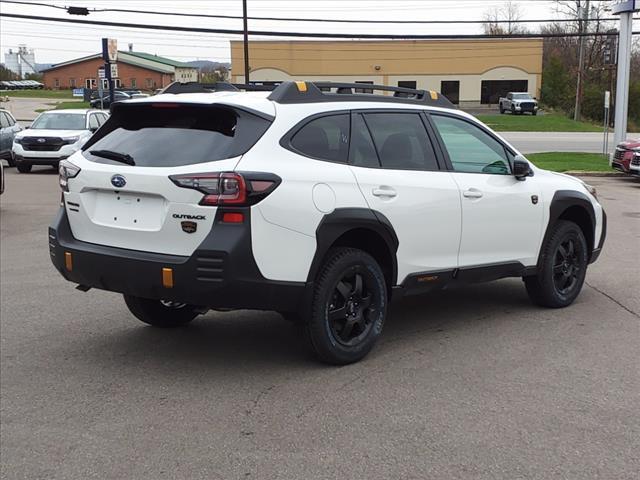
[349,113,379,168]
[363,112,439,171]
[2,112,15,127]
[88,114,99,130]
[289,114,350,162]
[82,104,272,167]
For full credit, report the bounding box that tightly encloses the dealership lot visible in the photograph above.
[1,168,638,479]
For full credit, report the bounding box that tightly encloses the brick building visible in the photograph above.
[41,50,198,90]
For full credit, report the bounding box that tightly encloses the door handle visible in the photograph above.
[463,189,483,199]
[372,187,397,198]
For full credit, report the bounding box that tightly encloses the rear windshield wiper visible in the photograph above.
[89,149,135,166]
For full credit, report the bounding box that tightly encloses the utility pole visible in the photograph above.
[243,0,250,84]
[612,0,637,146]
[574,0,590,122]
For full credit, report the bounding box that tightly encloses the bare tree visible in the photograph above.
[483,1,527,35]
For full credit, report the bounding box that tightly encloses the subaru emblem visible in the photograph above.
[37,138,46,143]
[111,174,126,188]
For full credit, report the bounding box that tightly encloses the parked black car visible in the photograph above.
[90,91,131,109]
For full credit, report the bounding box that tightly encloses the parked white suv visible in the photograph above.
[49,82,606,364]
[13,109,109,173]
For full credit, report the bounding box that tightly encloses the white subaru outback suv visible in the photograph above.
[49,81,606,364]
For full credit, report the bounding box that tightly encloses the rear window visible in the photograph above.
[82,104,272,167]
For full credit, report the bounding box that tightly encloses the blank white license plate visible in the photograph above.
[91,190,164,230]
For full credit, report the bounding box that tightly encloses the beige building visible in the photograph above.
[230,39,543,106]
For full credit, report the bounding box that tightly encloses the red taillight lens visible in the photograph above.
[170,172,245,206]
[59,159,81,192]
[201,173,246,206]
[169,172,280,207]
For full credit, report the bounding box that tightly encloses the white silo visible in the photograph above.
[4,48,21,76]
[19,46,36,76]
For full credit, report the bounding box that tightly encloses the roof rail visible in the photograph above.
[159,81,239,94]
[267,81,455,108]
[159,81,281,95]
[232,83,281,92]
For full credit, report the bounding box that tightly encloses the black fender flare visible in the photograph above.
[538,190,597,267]
[306,208,399,286]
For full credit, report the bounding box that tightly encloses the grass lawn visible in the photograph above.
[1,89,75,99]
[35,101,90,113]
[527,152,611,172]
[476,112,602,132]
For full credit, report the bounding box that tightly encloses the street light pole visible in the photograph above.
[243,0,250,84]
[574,0,589,122]
[612,10,634,145]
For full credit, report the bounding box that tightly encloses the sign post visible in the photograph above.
[611,0,639,146]
[603,90,611,156]
[101,38,117,106]
[97,66,105,109]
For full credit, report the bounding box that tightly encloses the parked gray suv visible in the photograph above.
[0,109,22,166]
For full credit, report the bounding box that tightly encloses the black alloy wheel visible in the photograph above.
[552,237,582,295]
[328,268,376,347]
[525,220,588,308]
[124,295,200,327]
[306,247,387,365]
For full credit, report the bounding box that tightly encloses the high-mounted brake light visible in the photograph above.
[169,172,281,207]
[151,103,180,108]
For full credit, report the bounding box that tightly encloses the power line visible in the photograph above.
[1,12,638,39]
[0,30,550,52]
[1,0,636,24]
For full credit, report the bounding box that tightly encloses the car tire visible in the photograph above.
[7,153,16,167]
[304,247,388,365]
[123,295,199,327]
[511,106,516,115]
[524,220,588,308]
[532,111,538,116]
[16,162,32,173]
[499,106,505,114]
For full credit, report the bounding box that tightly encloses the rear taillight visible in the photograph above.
[169,172,280,207]
[59,160,81,192]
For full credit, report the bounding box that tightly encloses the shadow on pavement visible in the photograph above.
[72,279,535,374]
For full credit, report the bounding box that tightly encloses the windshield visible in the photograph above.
[512,93,532,100]
[82,104,272,167]
[31,113,86,130]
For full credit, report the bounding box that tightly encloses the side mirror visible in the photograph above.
[513,155,533,180]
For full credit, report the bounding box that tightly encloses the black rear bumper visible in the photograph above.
[49,208,307,312]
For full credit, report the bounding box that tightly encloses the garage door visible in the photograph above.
[481,80,528,104]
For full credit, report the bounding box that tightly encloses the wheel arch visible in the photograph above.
[307,208,399,293]
[539,190,596,266]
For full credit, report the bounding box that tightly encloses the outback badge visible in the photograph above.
[181,221,197,234]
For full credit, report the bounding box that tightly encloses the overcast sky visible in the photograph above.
[0,0,628,65]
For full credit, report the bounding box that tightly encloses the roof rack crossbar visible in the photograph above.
[159,81,239,94]
[314,82,422,97]
[267,81,455,108]
[232,83,281,91]
[159,81,282,95]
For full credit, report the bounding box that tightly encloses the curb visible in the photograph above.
[564,171,629,177]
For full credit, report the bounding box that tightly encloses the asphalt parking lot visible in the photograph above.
[1,167,639,479]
